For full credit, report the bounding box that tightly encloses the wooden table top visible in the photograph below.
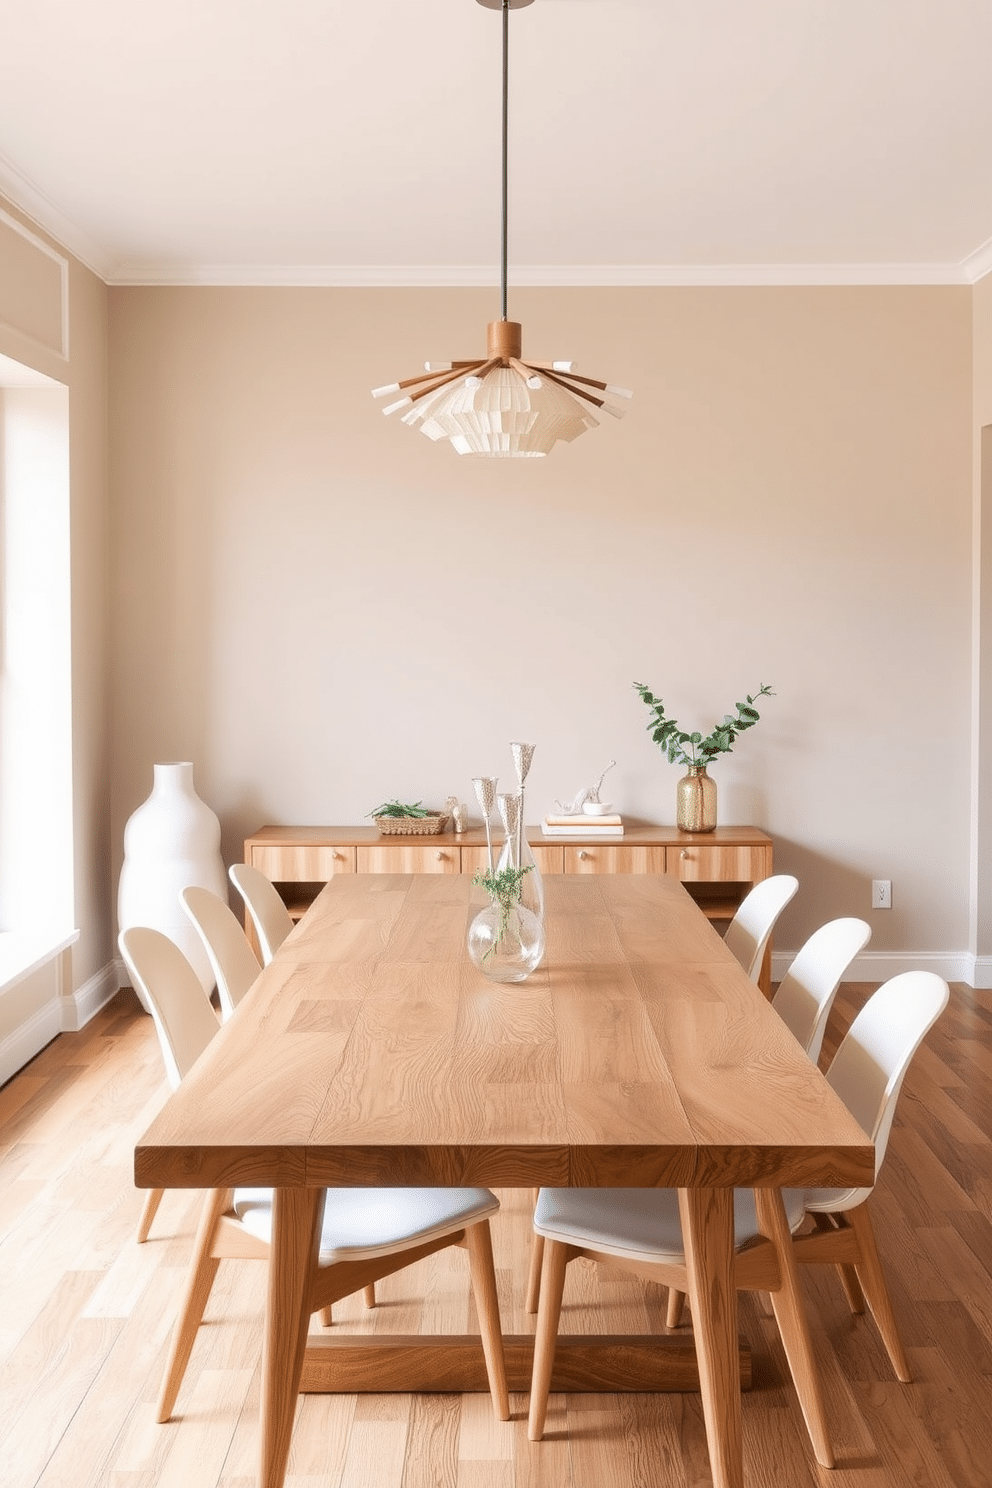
[135,874,873,1194]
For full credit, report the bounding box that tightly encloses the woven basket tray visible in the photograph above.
[374,812,449,837]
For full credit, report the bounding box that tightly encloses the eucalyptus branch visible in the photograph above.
[633,682,774,770]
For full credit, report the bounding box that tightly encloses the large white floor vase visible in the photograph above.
[118,762,227,1009]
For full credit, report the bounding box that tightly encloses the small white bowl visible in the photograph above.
[582,801,614,816]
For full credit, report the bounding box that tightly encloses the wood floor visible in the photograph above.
[1,980,990,1488]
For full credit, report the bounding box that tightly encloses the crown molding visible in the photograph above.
[0,152,113,283]
[0,148,982,291]
[108,259,973,289]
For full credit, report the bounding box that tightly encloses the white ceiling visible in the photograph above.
[1,0,991,286]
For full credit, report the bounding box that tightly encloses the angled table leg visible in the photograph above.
[679,1186,743,1488]
[754,1189,834,1466]
[260,1187,324,1488]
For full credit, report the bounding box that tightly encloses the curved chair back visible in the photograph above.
[723,874,799,982]
[229,862,295,965]
[119,926,219,1088]
[772,917,871,1062]
[826,970,948,1184]
[181,885,261,1020]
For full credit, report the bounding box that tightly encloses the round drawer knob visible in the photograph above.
[680,850,688,859]
[579,850,589,861]
[332,851,343,861]
[436,851,446,861]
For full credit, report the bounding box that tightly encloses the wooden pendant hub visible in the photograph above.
[488,320,522,362]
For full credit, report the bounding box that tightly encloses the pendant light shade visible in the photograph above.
[372,0,631,457]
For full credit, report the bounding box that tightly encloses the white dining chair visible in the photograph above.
[181,884,262,1020]
[772,916,871,1064]
[526,970,948,1453]
[228,861,295,965]
[122,926,510,1427]
[723,873,799,982]
[796,969,949,1377]
[121,927,220,1242]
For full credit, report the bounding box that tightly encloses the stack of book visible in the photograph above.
[542,812,624,838]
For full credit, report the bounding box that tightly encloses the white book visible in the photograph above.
[542,823,625,837]
[544,813,623,828]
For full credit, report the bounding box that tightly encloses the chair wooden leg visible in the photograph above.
[526,1233,545,1315]
[845,1203,911,1382]
[754,1190,834,1469]
[319,1286,373,1326]
[666,1288,686,1328]
[528,1239,569,1442]
[464,1220,510,1421]
[156,1188,231,1422]
[836,1261,865,1313]
[136,1187,164,1243]
[525,1187,543,1314]
[812,1212,864,1313]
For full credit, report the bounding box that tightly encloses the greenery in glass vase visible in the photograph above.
[472,865,533,958]
[633,682,774,768]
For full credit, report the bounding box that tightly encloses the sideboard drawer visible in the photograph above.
[357,843,460,874]
[250,844,355,881]
[671,844,770,884]
[461,844,565,876]
[564,845,668,875]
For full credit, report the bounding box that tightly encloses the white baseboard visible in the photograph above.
[0,955,127,1086]
[60,959,123,1032]
[0,997,63,1087]
[771,949,979,987]
[968,955,992,990]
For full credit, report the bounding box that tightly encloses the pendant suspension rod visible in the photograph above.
[501,0,509,322]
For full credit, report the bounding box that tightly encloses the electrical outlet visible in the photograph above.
[872,879,892,910]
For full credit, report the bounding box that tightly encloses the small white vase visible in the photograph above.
[117,762,227,1007]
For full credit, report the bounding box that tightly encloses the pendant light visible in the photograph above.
[371,0,632,457]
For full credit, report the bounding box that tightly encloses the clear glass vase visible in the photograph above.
[467,899,545,982]
[676,765,717,833]
[496,829,544,919]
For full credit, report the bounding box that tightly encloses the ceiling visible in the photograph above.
[2,0,991,287]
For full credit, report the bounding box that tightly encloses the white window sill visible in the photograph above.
[0,929,79,997]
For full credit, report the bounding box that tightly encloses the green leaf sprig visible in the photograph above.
[368,799,432,819]
[472,865,533,959]
[633,682,774,770]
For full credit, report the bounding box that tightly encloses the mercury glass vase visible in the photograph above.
[676,765,717,833]
[467,898,545,983]
[494,788,544,921]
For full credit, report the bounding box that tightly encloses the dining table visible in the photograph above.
[135,871,874,1488]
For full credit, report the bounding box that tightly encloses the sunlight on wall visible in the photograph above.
[0,373,73,936]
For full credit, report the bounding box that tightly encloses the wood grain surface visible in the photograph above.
[135,873,872,1195]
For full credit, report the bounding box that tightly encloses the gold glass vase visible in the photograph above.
[676,765,717,833]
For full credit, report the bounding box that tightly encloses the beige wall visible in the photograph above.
[108,283,972,957]
[0,195,111,992]
[970,274,992,963]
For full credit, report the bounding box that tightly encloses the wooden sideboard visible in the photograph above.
[243,823,775,989]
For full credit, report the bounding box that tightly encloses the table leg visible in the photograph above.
[678,1187,743,1488]
[754,1189,834,1467]
[259,1187,324,1488]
